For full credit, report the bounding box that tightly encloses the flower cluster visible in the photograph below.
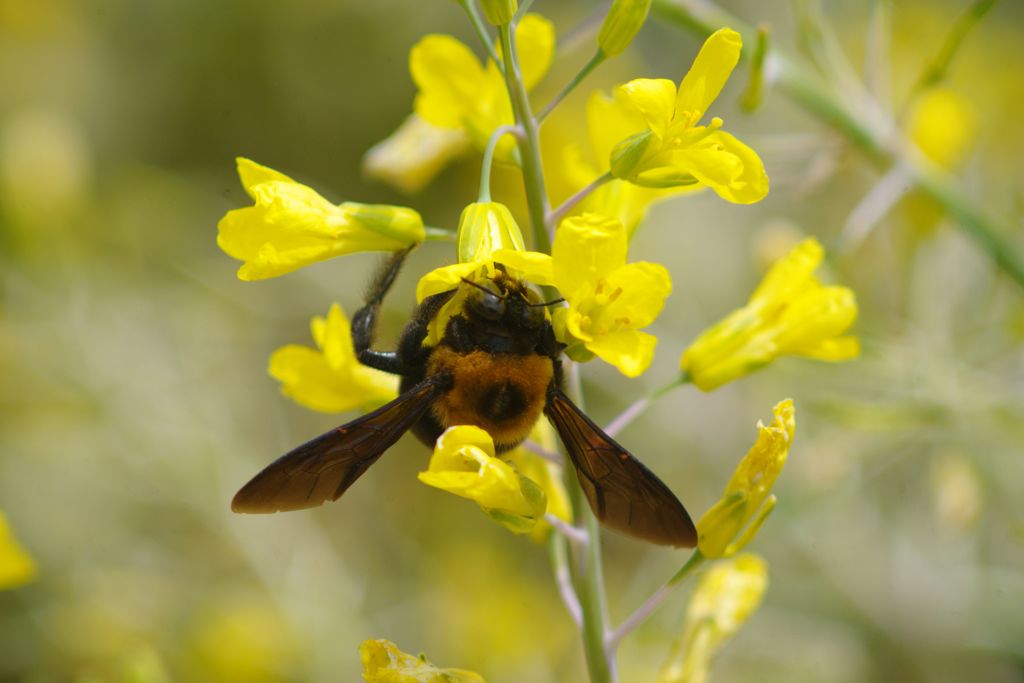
[215,5,861,681]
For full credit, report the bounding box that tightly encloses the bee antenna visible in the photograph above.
[460,277,507,300]
[529,297,565,308]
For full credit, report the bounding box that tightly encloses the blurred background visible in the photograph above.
[1,0,1023,681]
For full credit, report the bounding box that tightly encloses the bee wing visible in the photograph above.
[545,389,697,547]
[232,377,445,514]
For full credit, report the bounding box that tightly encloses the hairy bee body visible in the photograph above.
[233,251,697,547]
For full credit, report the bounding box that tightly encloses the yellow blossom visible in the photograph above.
[659,553,769,683]
[908,87,975,170]
[410,14,554,164]
[362,114,471,194]
[360,639,485,683]
[499,213,671,377]
[418,426,547,534]
[456,201,526,264]
[681,238,858,391]
[697,400,793,559]
[0,511,36,589]
[268,303,398,413]
[554,89,699,236]
[608,28,768,203]
[218,158,424,280]
[598,0,652,56]
[503,422,572,543]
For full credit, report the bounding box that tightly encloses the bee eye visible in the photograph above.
[468,282,507,320]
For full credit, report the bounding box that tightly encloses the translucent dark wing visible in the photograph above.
[545,389,697,547]
[232,377,444,514]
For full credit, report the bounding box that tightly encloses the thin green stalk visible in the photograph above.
[604,374,689,438]
[650,0,1024,291]
[564,362,615,683]
[498,23,551,253]
[909,0,997,99]
[547,171,613,231]
[458,0,503,69]
[537,50,607,123]
[607,550,705,648]
[478,124,521,202]
[423,226,456,241]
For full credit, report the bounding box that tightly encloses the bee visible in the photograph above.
[232,250,696,547]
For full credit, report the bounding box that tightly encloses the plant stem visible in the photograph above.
[547,172,613,231]
[605,375,687,438]
[478,124,522,202]
[650,0,1024,291]
[537,50,607,123]
[458,0,504,69]
[563,362,616,683]
[549,532,583,626]
[423,226,457,241]
[499,23,551,253]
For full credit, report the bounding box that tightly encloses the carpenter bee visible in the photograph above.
[232,250,697,547]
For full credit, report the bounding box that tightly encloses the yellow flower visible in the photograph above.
[608,28,768,203]
[456,201,526,264]
[681,238,858,391]
[362,114,471,194]
[500,213,671,377]
[696,400,793,559]
[0,511,36,590]
[268,303,398,413]
[659,553,768,683]
[503,422,572,543]
[907,87,975,171]
[410,14,554,163]
[597,0,652,56]
[360,639,485,683]
[554,90,699,236]
[217,158,424,280]
[418,426,547,535]
[187,598,299,683]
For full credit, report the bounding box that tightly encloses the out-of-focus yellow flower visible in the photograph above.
[930,452,982,533]
[608,28,768,203]
[499,213,671,377]
[697,400,793,559]
[598,0,652,56]
[681,238,858,391]
[410,14,554,163]
[363,114,471,194]
[456,201,526,264]
[360,639,485,683]
[217,158,424,280]
[907,87,975,170]
[0,511,36,590]
[418,426,547,534]
[187,598,299,683]
[269,303,398,413]
[555,90,699,236]
[479,0,516,26]
[659,553,768,683]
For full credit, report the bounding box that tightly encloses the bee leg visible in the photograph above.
[351,248,414,374]
[396,290,457,363]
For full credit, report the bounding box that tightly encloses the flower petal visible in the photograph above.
[615,78,678,140]
[584,329,658,377]
[675,27,743,122]
[410,34,488,129]
[602,261,672,329]
[236,157,295,199]
[268,345,396,413]
[416,262,482,302]
[552,214,628,295]
[362,114,471,194]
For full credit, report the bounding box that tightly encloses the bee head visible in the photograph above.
[462,269,562,330]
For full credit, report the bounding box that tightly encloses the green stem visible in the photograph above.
[607,550,705,648]
[564,362,615,683]
[498,23,551,253]
[458,0,504,69]
[537,50,607,123]
[604,374,688,438]
[908,0,997,100]
[479,124,521,202]
[423,226,456,241]
[650,0,1024,291]
[547,172,613,231]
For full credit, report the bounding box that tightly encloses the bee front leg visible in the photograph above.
[351,248,414,375]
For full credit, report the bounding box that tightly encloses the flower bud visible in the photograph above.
[456,201,526,264]
[609,130,653,180]
[480,0,517,25]
[597,0,652,56]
